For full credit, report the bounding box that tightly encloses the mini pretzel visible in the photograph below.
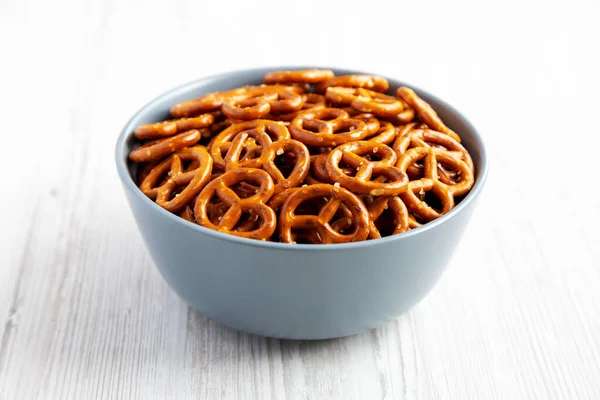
[266,93,327,122]
[264,69,335,84]
[332,195,410,239]
[139,146,213,213]
[129,130,201,163]
[221,89,278,120]
[209,120,290,169]
[194,168,276,239]
[315,74,389,93]
[394,128,474,176]
[396,87,461,142]
[346,111,381,136]
[170,87,248,117]
[350,88,405,117]
[134,114,215,140]
[400,178,455,222]
[262,139,310,194]
[279,184,370,244]
[397,147,474,196]
[224,129,273,170]
[365,120,396,144]
[289,108,368,147]
[325,141,408,195]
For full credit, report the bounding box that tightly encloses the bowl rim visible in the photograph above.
[115,65,489,251]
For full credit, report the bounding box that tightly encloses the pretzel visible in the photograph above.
[209,120,290,169]
[315,74,389,93]
[264,69,335,84]
[345,111,381,135]
[221,90,277,120]
[170,87,248,117]
[350,88,405,117]
[179,205,196,223]
[129,130,201,163]
[265,93,327,122]
[399,178,455,222]
[395,129,473,169]
[289,108,369,147]
[332,195,410,239]
[224,129,273,170]
[365,120,396,144]
[261,139,310,193]
[134,114,214,140]
[325,141,409,195]
[194,168,276,239]
[139,146,213,213]
[397,146,474,196]
[279,184,370,244]
[396,87,461,142]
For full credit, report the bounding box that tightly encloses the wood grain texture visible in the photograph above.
[1,0,600,399]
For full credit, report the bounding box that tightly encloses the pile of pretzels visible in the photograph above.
[129,69,475,244]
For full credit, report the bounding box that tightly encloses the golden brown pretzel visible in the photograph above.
[170,87,248,117]
[365,120,396,144]
[194,168,276,239]
[325,141,409,195]
[399,178,454,222]
[396,146,474,196]
[350,88,405,117]
[221,87,280,120]
[289,108,368,147]
[129,130,201,163]
[225,132,310,193]
[315,74,389,93]
[394,128,474,182]
[209,120,290,169]
[264,69,335,84]
[139,146,213,213]
[279,184,370,244]
[134,114,215,140]
[262,139,310,194]
[396,87,461,142]
[224,129,273,170]
[265,93,327,122]
[332,195,410,239]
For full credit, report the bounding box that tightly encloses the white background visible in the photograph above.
[1,0,599,399]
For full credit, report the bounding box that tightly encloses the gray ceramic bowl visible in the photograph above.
[115,67,488,340]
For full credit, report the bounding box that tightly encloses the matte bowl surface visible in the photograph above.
[115,66,488,339]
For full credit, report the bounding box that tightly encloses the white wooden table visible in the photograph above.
[1,1,599,398]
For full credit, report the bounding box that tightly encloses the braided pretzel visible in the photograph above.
[209,120,290,169]
[264,69,335,84]
[139,146,213,213]
[194,168,276,239]
[129,130,201,163]
[289,108,369,147]
[396,87,461,142]
[315,74,389,94]
[134,114,214,140]
[279,184,370,244]
[325,141,409,195]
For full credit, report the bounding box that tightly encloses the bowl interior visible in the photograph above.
[116,66,488,249]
